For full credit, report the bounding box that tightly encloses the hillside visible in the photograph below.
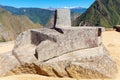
[73,0,120,28]
[0,7,40,42]
[71,12,81,25]
[1,6,54,26]
[71,7,86,13]
[70,7,86,22]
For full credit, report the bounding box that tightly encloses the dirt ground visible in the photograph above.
[0,31,120,80]
[0,41,14,54]
[102,31,120,80]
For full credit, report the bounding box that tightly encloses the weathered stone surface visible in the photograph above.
[5,45,117,78]
[14,30,31,48]
[0,52,20,76]
[12,29,38,64]
[1,27,117,79]
[37,45,117,78]
[13,27,101,63]
[56,9,71,27]
[5,63,41,76]
[0,8,117,79]
[35,27,101,62]
[13,45,37,64]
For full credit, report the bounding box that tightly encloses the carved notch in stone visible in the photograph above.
[98,28,102,37]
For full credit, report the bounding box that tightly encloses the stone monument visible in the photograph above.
[54,8,71,27]
[0,9,117,79]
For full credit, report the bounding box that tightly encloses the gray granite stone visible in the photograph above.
[35,27,102,62]
[56,9,71,27]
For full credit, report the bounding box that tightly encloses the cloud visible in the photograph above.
[63,6,81,9]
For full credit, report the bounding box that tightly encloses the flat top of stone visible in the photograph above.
[59,26,103,29]
[32,27,103,30]
[30,27,104,37]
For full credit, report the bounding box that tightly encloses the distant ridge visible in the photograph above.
[73,0,120,28]
[45,7,87,13]
[70,7,87,13]
[0,5,54,26]
[0,5,87,27]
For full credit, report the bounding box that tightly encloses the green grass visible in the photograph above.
[73,0,120,28]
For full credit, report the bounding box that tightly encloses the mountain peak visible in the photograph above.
[73,0,120,28]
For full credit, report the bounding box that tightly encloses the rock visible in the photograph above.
[13,45,37,64]
[7,26,117,78]
[37,45,117,78]
[13,29,38,64]
[13,27,101,63]
[56,9,71,27]
[0,9,117,79]
[113,25,120,32]
[1,27,117,78]
[35,27,101,62]
[5,63,41,76]
[0,51,20,76]
[5,45,117,78]
[14,30,32,48]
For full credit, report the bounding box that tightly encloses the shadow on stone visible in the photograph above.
[34,50,38,60]
[31,31,57,46]
[113,25,120,32]
[51,27,64,34]
[51,9,64,34]
[98,28,102,36]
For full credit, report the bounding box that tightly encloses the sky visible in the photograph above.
[0,0,95,8]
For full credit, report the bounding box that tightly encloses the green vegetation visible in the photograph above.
[73,0,120,28]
